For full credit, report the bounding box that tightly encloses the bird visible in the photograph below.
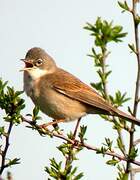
[21,47,140,126]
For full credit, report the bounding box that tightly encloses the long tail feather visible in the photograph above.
[114,108,140,126]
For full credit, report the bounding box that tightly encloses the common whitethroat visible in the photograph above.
[21,47,140,126]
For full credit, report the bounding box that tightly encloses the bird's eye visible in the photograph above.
[35,59,43,66]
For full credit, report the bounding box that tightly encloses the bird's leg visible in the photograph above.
[40,119,65,129]
[73,118,81,140]
[52,119,59,129]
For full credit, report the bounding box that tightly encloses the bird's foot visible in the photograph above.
[39,119,65,132]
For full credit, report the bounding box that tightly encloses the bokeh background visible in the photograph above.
[0,0,140,179]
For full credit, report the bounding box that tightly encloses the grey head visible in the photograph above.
[23,47,57,75]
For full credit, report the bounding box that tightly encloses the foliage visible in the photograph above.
[0,79,25,176]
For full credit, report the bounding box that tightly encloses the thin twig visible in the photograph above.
[64,118,81,172]
[73,118,81,139]
[0,122,13,175]
[101,48,108,99]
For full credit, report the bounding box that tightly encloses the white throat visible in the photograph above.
[26,68,47,80]
[24,68,47,97]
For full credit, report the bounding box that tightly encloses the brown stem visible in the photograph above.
[126,0,140,175]
[64,118,81,174]
[73,118,81,139]
[0,122,13,175]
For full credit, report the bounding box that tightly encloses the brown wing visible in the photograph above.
[51,68,114,113]
[43,68,140,126]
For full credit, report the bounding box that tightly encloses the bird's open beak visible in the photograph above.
[20,59,34,71]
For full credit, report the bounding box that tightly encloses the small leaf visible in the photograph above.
[105,70,112,79]
[128,106,133,115]
[91,82,103,92]
[106,158,120,166]
[135,15,140,25]
[8,158,20,166]
[117,137,125,153]
[32,106,41,121]
[103,138,113,151]
[96,146,107,156]
[128,146,138,160]
[0,126,5,136]
[118,1,130,12]
[74,172,84,180]
[78,125,87,142]
[128,43,137,54]
[33,106,39,117]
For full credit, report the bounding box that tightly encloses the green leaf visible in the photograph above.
[122,173,128,180]
[127,106,133,115]
[103,138,113,151]
[91,82,103,92]
[117,137,125,153]
[32,106,41,121]
[57,143,70,156]
[74,172,84,180]
[8,158,20,166]
[128,43,137,54]
[117,164,128,180]
[128,146,138,160]
[109,91,131,107]
[0,126,5,136]
[96,146,107,156]
[78,125,87,142]
[135,15,140,25]
[85,17,127,47]
[118,1,130,12]
[33,106,39,117]
[97,69,106,82]
[105,70,112,79]
[71,167,78,176]
[106,158,120,166]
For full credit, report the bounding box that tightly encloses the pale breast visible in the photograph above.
[24,72,39,97]
[35,86,87,121]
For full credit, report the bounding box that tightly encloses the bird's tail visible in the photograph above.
[113,108,140,126]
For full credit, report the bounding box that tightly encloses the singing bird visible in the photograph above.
[21,47,140,126]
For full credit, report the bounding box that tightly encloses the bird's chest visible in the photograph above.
[24,72,61,118]
[24,73,40,98]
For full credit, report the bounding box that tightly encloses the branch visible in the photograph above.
[0,122,13,175]
[126,0,140,175]
[64,118,81,173]
[21,116,140,167]
[73,118,81,139]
